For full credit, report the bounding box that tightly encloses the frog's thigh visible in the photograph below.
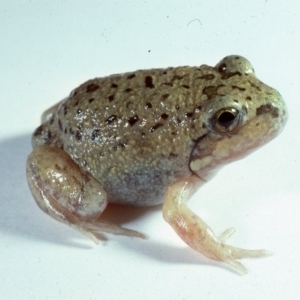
[26,146,144,242]
[162,176,271,274]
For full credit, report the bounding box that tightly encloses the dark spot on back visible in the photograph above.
[145,103,152,109]
[161,94,169,100]
[150,123,163,132]
[108,95,115,102]
[171,75,184,81]
[249,81,262,91]
[223,72,242,79]
[124,88,132,93]
[128,115,139,126]
[182,85,190,89]
[58,119,63,131]
[33,124,52,143]
[246,96,252,101]
[91,129,100,140]
[54,164,62,171]
[86,83,100,93]
[75,130,82,141]
[232,85,246,91]
[198,74,215,80]
[202,85,224,98]
[111,83,118,88]
[185,112,193,118]
[161,113,169,120]
[106,115,117,124]
[63,105,68,116]
[89,98,95,103]
[127,74,136,79]
[145,76,154,88]
[119,141,128,148]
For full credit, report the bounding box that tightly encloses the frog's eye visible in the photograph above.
[211,107,241,133]
[203,95,247,134]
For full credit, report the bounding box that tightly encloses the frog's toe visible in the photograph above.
[219,227,236,242]
[230,246,273,259]
[224,257,248,275]
[83,221,146,240]
[214,244,271,274]
[218,228,272,258]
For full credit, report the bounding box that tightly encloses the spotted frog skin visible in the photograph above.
[27,56,287,273]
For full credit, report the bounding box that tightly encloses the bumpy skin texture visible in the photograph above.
[32,56,286,206]
[28,55,287,273]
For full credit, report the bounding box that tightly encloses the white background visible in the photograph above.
[1,1,300,299]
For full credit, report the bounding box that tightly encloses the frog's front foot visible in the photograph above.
[162,176,271,274]
[26,146,145,243]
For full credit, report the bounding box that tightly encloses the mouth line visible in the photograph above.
[189,133,208,180]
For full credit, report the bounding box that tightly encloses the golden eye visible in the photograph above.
[211,107,241,133]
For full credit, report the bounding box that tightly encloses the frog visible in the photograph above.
[26,55,287,273]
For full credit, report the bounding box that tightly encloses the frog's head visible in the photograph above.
[190,55,287,181]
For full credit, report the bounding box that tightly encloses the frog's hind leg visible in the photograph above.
[26,146,145,243]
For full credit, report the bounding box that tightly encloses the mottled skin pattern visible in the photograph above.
[27,56,287,273]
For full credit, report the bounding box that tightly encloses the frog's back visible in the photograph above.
[55,66,208,205]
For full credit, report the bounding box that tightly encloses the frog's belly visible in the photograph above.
[97,165,192,207]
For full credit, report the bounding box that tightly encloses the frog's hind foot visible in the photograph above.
[80,221,146,244]
[27,146,145,244]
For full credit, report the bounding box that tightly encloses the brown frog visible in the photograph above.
[26,55,287,273]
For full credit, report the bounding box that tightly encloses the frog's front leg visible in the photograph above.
[26,146,145,243]
[162,176,272,274]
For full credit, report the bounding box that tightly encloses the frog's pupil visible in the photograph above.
[218,111,236,128]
